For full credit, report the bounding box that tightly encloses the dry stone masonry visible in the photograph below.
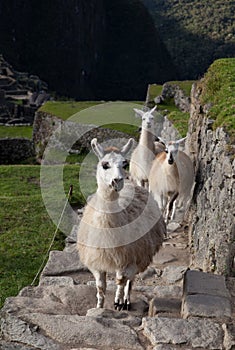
[186,82,235,276]
[0,138,35,164]
[0,55,49,126]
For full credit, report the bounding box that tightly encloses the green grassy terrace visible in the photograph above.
[0,164,85,308]
[0,82,195,140]
[148,81,194,137]
[201,58,235,142]
[0,126,33,139]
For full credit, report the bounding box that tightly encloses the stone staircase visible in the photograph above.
[1,219,234,350]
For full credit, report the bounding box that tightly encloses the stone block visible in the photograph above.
[149,298,181,317]
[142,317,223,349]
[20,313,144,349]
[39,276,75,286]
[181,270,232,319]
[41,249,88,277]
[86,308,142,327]
[162,266,188,284]
[3,285,97,316]
[222,323,235,350]
[139,267,157,280]
[153,285,183,299]
[183,270,230,298]
[182,294,231,319]
[0,312,60,350]
[153,345,192,350]
[0,341,38,350]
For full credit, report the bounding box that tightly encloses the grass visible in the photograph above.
[40,100,144,137]
[39,96,192,138]
[147,83,163,102]
[148,82,192,136]
[0,164,85,308]
[2,86,193,140]
[167,111,190,137]
[168,80,195,96]
[201,58,235,141]
[39,101,105,121]
[0,126,33,139]
[0,196,64,306]
[148,80,194,101]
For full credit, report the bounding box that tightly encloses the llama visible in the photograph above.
[175,149,195,218]
[153,137,195,218]
[149,137,191,223]
[129,106,157,188]
[77,138,165,310]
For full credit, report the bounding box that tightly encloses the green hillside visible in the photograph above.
[141,0,235,80]
[200,58,235,142]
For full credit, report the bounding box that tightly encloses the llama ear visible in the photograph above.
[150,105,157,114]
[133,108,145,118]
[91,138,104,159]
[121,138,135,156]
[175,137,186,144]
[156,136,165,145]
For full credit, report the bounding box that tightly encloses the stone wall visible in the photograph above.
[0,138,35,164]
[154,82,191,113]
[33,111,136,162]
[186,83,235,276]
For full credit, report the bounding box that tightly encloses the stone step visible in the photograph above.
[149,297,182,318]
[1,222,235,350]
[181,270,232,320]
[142,317,224,349]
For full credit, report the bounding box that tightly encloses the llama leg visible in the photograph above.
[170,198,177,221]
[152,192,163,212]
[123,265,137,310]
[144,179,149,190]
[91,270,106,308]
[169,192,179,221]
[161,195,169,224]
[165,201,170,224]
[123,280,132,310]
[114,270,127,310]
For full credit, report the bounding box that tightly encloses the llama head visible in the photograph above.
[91,138,134,192]
[165,137,186,165]
[134,106,156,130]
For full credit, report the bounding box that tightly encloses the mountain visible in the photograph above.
[141,0,235,79]
[0,0,177,100]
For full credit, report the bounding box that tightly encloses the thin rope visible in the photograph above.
[31,185,73,286]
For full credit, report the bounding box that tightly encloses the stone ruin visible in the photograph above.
[153,82,191,113]
[0,54,50,125]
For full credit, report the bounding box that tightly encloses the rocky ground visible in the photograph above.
[1,211,234,350]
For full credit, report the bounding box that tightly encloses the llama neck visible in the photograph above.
[94,185,120,212]
[164,161,180,186]
[139,128,155,151]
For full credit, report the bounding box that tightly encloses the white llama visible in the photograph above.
[77,138,165,310]
[129,106,157,188]
[149,138,187,222]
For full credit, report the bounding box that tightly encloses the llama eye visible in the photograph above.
[123,160,129,169]
[102,162,110,170]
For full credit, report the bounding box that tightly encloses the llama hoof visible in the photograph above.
[122,300,131,311]
[114,301,124,311]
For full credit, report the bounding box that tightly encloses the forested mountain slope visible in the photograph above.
[141,0,235,79]
[0,0,176,100]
